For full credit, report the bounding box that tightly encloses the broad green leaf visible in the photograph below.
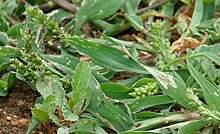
[36,77,54,99]
[68,119,108,134]
[188,62,220,113]
[7,23,23,39]
[177,119,208,134]
[0,57,10,73]
[31,108,50,123]
[196,19,216,30]
[195,44,220,54]
[62,99,79,122]
[190,0,203,28]
[2,0,16,14]
[128,95,173,113]
[123,0,141,10]
[202,0,215,20]
[36,77,66,107]
[124,1,145,33]
[0,80,7,96]
[52,80,66,107]
[65,37,146,74]
[40,95,57,113]
[0,47,21,57]
[71,61,92,113]
[101,83,133,99]
[4,72,16,89]
[33,95,58,124]
[0,16,9,32]
[43,54,79,76]
[0,72,16,96]
[0,31,9,45]
[74,0,126,35]
[88,77,133,132]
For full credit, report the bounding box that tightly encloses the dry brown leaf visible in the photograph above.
[171,31,208,56]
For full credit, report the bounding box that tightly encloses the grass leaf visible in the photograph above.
[65,37,146,74]
[128,95,173,113]
[177,119,208,134]
[74,0,126,35]
[188,61,220,113]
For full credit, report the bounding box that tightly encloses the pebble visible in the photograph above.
[11,119,19,126]
[12,115,18,118]
[19,118,30,125]
[6,116,12,121]
[0,108,3,112]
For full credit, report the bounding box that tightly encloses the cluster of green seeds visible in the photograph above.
[150,20,175,68]
[25,6,62,36]
[129,82,159,99]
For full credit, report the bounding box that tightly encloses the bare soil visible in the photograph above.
[0,81,39,134]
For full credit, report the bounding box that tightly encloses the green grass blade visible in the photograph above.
[129,112,200,131]
[0,47,21,57]
[188,62,220,113]
[128,95,173,113]
[190,0,203,28]
[65,37,146,74]
[101,83,133,99]
[163,52,220,69]
[74,0,126,35]
[177,119,208,134]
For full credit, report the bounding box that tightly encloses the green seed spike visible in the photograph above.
[129,80,159,98]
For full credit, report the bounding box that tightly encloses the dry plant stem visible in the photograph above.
[5,15,18,25]
[9,39,17,47]
[136,0,170,14]
[51,0,78,13]
[19,0,29,5]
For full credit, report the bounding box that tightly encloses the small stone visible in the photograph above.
[11,119,19,126]
[6,116,12,121]
[0,108,3,112]
[12,115,18,118]
[19,118,30,125]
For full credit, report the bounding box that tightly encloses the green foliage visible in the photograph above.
[1,0,220,134]
[74,0,126,35]
[70,61,92,114]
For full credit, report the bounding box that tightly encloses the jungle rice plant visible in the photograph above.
[0,0,220,133]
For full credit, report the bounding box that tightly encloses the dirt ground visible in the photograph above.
[0,81,39,134]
